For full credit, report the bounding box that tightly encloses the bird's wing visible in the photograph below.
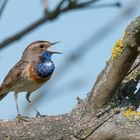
[1,61,28,88]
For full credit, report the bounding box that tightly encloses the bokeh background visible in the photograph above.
[0,0,140,119]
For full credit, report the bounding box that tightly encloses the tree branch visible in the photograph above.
[88,16,140,110]
[0,0,118,50]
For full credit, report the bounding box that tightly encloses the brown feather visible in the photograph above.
[1,61,28,91]
[28,63,51,84]
[0,86,8,100]
[0,93,8,100]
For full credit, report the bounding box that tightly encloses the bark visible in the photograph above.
[0,16,140,140]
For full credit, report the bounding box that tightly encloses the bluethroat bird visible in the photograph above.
[0,41,61,118]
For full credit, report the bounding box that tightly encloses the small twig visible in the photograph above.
[0,0,104,50]
[41,0,49,14]
[0,0,8,19]
[56,0,67,10]
[77,97,83,104]
[85,2,121,9]
[61,0,99,12]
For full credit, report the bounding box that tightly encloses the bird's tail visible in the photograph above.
[0,86,8,100]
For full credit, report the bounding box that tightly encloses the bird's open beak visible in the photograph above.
[50,41,61,46]
[47,41,62,54]
[51,51,62,54]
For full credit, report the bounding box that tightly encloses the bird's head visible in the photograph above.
[21,41,61,61]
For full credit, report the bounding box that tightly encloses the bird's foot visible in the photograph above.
[36,112,47,117]
[16,114,29,122]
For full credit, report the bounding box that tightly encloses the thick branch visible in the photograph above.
[1,106,140,140]
[88,16,140,110]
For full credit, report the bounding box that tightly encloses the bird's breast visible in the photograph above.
[28,62,53,85]
[36,61,55,78]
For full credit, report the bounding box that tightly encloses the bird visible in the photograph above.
[0,40,61,118]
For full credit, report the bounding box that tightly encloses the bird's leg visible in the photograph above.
[14,92,21,117]
[26,92,42,117]
[14,92,27,122]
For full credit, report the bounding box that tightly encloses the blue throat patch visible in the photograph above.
[36,51,55,78]
[41,51,52,60]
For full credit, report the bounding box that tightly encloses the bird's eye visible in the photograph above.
[39,45,44,48]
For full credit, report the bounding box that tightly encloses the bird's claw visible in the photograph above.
[36,112,41,117]
[16,114,28,122]
[36,112,46,117]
